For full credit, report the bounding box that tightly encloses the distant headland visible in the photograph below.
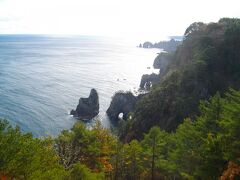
[139,38,182,52]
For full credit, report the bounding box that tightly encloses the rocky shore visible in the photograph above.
[70,46,172,124]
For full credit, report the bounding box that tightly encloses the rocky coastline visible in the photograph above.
[71,45,172,124]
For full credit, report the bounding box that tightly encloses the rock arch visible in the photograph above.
[106,92,137,123]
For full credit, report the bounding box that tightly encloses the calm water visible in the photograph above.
[0,35,159,136]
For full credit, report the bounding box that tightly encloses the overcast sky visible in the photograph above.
[0,0,239,41]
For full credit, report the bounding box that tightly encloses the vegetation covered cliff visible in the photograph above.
[120,18,240,141]
[140,39,182,52]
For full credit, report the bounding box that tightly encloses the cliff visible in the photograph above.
[120,18,240,141]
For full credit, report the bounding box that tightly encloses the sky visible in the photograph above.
[0,0,239,41]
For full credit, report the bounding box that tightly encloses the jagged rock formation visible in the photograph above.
[139,73,159,89]
[71,89,99,120]
[106,92,139,123]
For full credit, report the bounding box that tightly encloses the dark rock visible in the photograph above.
[71,89,99,120]
[70,109,75,115]
[139,73,159,89]
[107,92,140,123]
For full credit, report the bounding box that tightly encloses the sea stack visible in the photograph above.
[71,89,99,120]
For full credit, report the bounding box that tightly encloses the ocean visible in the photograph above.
[0,35,160,137]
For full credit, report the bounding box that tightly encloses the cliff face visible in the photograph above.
[71,89,99,120]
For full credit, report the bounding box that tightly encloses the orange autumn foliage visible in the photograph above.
[0,175,7,180]
[98,157,113,172]
[220,161,240,180]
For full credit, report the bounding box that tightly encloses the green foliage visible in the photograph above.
[0,120,66,179]
[121,18,240,141]
[68,163,104,180]
[0,120,113,179]
[1,18,240,180]
[113,88,240,179]
[122,140,143,179]
[1,89,240,179]
[110,140,144,180]
[169,90,240,179]
[218,89,240,161]
[55,121,116,172]
[141,127,173,179]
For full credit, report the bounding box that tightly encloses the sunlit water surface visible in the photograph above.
[0,35,160,136]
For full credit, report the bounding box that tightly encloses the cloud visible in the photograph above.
[0,0,239,41]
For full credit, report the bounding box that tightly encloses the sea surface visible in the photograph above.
[0,35,160,136]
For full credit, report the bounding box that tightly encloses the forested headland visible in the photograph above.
[1,18,240,179]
